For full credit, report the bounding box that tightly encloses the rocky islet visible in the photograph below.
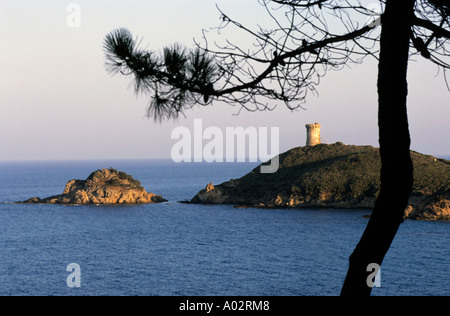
[19,168,166,205]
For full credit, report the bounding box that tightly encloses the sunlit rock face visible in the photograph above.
[19,168,166,205]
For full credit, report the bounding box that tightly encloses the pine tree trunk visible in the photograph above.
[340,0,416,296]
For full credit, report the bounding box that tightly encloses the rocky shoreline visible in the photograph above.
[190,143,450,221]
[15,145,450,220]
[19,168,166,205]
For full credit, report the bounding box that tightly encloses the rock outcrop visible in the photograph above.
[190,143,450,220]
[20,168,166,205]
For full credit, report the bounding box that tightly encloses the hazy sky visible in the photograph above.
[1,0,449,161]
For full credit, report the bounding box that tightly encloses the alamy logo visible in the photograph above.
[66,3,81,28]
[366,263,381,288]
[66,263,81,288]
[171,119,280,173]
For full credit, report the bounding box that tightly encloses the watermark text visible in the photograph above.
[171,119,279,173]
[66,263,81,288]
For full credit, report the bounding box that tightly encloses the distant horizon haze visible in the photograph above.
[1,1,449,161]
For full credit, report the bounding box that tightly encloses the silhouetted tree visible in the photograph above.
[104,0,450,295]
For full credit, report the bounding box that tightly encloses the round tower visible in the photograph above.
[305,122,321,146]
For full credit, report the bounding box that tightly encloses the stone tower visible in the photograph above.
[305,122,321,146]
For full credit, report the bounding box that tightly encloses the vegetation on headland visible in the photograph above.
[191,143,450,220]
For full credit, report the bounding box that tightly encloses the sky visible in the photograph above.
[0,0,449,161]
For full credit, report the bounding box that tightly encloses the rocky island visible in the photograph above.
[20,168,166,205]
[191,143,450,220]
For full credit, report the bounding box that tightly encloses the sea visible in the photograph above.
[0,159,448,296]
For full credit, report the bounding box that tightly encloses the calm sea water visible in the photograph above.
[0,159,448,296]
